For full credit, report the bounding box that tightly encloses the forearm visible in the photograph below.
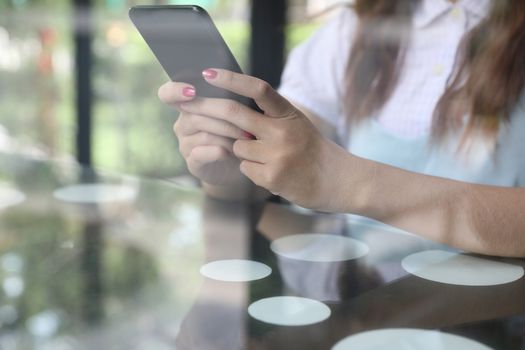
[342,155,525,257]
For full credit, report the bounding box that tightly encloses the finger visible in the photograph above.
[202,69,293,117]
[180,98,268,138]
[186,145,231,179]
[233,140,266,163]
[180,132,234,158]
[176,113,252,140]
[189,145,230,166]
[158,81,196,106]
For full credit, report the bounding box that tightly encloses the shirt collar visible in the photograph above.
[413,0,492,28]
[462,0,492,18]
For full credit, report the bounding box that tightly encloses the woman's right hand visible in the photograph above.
[158,81,251,186]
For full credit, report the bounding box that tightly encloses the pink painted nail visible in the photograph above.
[202,69,218,79]
[242,131,255,139]
[182,87,196,97]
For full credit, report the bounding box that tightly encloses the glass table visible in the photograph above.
[0,153,524,349]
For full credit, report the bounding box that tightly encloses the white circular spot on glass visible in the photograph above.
[53,184,137,204]
[248,296,331,326]
[332,328,493,350]
[402,250,524,286]
[26,311,61,338]
[2,276,24,298]
[0,185,25,210]
[270,233,369,262]
[200,259,271,282]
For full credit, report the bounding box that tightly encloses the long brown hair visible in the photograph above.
[344,0,525,146]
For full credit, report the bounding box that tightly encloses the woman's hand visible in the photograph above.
[179,69,354,211]
[158,80,252,187]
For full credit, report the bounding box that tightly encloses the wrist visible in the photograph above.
[334,152,377,215]
[346,154,379,215]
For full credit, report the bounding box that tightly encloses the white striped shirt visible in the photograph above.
[279,0,492,139]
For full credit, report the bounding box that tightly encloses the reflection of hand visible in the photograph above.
[158,80,252,186]
[179,69,353,211]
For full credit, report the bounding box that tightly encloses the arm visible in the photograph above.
[289,91,525,257]
[179,69,525,257]
[341,155,525,257]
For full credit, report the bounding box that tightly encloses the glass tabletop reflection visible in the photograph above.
[0,153,524,350]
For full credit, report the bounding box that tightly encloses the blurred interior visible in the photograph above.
[4,1,525,350]
[0,0,340,179]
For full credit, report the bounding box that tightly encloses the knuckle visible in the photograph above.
[178,141,190,158]
[177,113,195,134]
[174,114,190,135]
[173,120,181,135]
[254,80,272,99]
[232,140,245,157]
[211,146,228,161]
[232,140,241,155]
[252,115,265,131]
[221,123,237,138]
[225,100,241,115]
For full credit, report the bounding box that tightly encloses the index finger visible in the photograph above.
[202,69,294,117]
[180,97,268,138]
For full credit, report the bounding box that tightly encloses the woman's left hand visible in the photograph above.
[179,69,354,211]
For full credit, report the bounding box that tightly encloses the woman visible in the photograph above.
[158,0,525,257]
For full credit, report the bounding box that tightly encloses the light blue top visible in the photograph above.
[348,106,525,187]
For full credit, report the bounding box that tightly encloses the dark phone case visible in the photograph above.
[129,5,251,106]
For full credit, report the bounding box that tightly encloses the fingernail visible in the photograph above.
[182,87,196,97]
[202,69,218,79]
[242,131,255,139]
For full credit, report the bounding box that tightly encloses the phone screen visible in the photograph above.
[129,5,249,104]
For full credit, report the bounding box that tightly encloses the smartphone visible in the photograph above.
[129,5,251,106]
